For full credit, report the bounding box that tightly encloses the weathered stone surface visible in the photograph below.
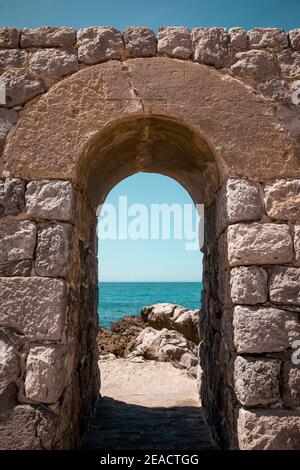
[0,260,32,277]
[0,69,45,107]
[35,223,72,277]
[257,79,291,103]
[21,27,76,48]
[0,218,36,265]
[230,266,267,304]
[123,27,156,57]
[269,267,300,306]
[157,27,192,59]
[24,343,74,404]
[264,179,300,221]
[192,28,229,68]
[0,335,19,393]
[0,277,66,340]
[227,223,293,266]
[237,408,300,450]
[29,49,78,78]
[234,356,280,406]
[289,29,300,51]
[217,178,262,234]
[229,28,247,50]
[233,306,300,353]
[25,180,74,221]
[0,109,18,141]
[282,362,300,407]
[249,28,288,50]
[277,50,300,78]
[0,49,27,69]
[294,225,300,265]
[77,27,124,65]
[0,28,20,48]
[231,50,279,78]
[0,178,25,216]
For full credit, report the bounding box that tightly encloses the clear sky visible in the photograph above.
[2,0,297,281]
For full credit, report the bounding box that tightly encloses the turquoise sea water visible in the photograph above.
[98,282,203,329]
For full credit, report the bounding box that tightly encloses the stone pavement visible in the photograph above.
[81,359,218,450]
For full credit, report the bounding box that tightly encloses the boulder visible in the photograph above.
[97,315,145,357]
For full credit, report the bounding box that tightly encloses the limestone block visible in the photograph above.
[0,109,19,141]
[0,218,36,264]
[278,50,300,78]
[0,260,32,277]
[231,50,279,79]
[0,49,27,69]
[157,27,192,59]
[25,180,74,221]
[282,362,300,407]
[21,27,76,48]
[233,305,300,353]
[35,223,72,277]
[237,408,300,450]
[0,335,19,394]
[217,178,262,234]
[0,28,20,48]
[24,343,74,404]
[229,28,247,50]
[77,27,124,65]
[0,69,45,107]
[0,277,66,340]
[230,266,267,304]
[123,27,156,57]
[289,29,300,50]
[234,356,281,406]
[29,49,78,78]
[192,28,230,68]
[294,225,300,265]
[264,179,300,221]
[0,178,25,216]
[269,267,300,306]
[248,28,288,50]
[227,223,293,266]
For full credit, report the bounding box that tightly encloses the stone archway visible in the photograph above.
[1,55,300,450]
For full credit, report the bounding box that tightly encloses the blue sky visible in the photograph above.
[1,0,297,281]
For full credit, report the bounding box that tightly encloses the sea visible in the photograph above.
[98,282,203,329]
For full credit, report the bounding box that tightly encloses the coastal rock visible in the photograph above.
[141,303,200,344]
[97,315,145,357]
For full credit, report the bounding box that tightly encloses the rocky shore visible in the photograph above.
[97,303,200,377]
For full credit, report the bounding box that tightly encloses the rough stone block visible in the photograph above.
[231,50,279,79]
[0,178,25,216]
[229,28,247,50]
[35,223,72,277]
[0,69,45,107]
[24,343,74,404]
[0,277,66,340]
[157,27,192,59]
[0,49,27,69]
[294,225,300,265]
[227,223,293,266]
[0,335,19,394]
[234,356,281,406]
[248,28,288,50]
[123,27,156,57]
[77,27,124,65]
[277,50,300,78]
[264,179,300,221]
[0,109,19,141]
[0,28,20,48]
[282,362,300,407]
[257,79,290,103]
[237,408,300,450]
[29,49,78,78]
[0,260,32,277]
[230,266,267,304]
[233,305,300,353]
[217,178,262,234]
[269,267,300,306]
[25,180,74,221]
[0,218,36,265]
[21,27,76,48]
[192,27,229,68]
[289,29,300,50]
